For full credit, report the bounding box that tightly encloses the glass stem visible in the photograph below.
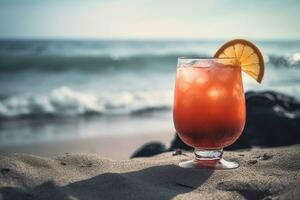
[194,148,223,161]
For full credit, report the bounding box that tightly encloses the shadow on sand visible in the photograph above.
[0,164,213,200]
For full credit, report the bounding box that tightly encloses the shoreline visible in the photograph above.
[0,131,174,160]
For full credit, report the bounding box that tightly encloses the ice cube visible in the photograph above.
[216,67,234,82]
[178,80,189,92]
[208,87,225,100]
[195,69,209,85]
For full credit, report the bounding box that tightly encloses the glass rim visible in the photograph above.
[178,56,236,60]
[177,56,239,68]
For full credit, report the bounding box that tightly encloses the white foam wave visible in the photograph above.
[293,53,300,62]
[0,86,172,118]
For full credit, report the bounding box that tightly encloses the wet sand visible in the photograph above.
[0,131,173,160]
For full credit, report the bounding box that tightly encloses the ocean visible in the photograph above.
[0,39,300,146]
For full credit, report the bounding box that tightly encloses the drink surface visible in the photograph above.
[173,61,246,149]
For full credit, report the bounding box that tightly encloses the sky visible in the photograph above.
[0,0,300,40]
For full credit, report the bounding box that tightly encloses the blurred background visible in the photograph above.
[0,0,299,159]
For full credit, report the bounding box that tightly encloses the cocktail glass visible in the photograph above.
[173,57,246,169]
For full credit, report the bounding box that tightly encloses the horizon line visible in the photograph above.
[0,36,300,42]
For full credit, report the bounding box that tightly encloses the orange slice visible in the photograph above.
[214,39,265,83]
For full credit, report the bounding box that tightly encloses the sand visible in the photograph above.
[0,144,299,200]
[0,132,173,160]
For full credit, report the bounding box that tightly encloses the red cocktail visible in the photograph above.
[173,57,246,169]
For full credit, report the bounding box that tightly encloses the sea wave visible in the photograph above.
[266,53,300,67]
[0,86,172,119]
[0,53,187,73]
[0,53,299,73]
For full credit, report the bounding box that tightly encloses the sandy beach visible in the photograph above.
[0,131,173,160]
[0,144,299,200]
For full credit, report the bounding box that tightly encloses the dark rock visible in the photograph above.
[256,154,273,160]
[228,91,300,150]
[247,160,258,165]
[172,149,181,156]
[1,168,10,175]
[131,142,166,158]
[246,91,300,111]
[169,134,193,151]
[172,149,188,156]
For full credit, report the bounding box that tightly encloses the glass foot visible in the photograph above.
[178,148,239,170]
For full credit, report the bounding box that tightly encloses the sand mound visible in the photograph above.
[0,145,299,200]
